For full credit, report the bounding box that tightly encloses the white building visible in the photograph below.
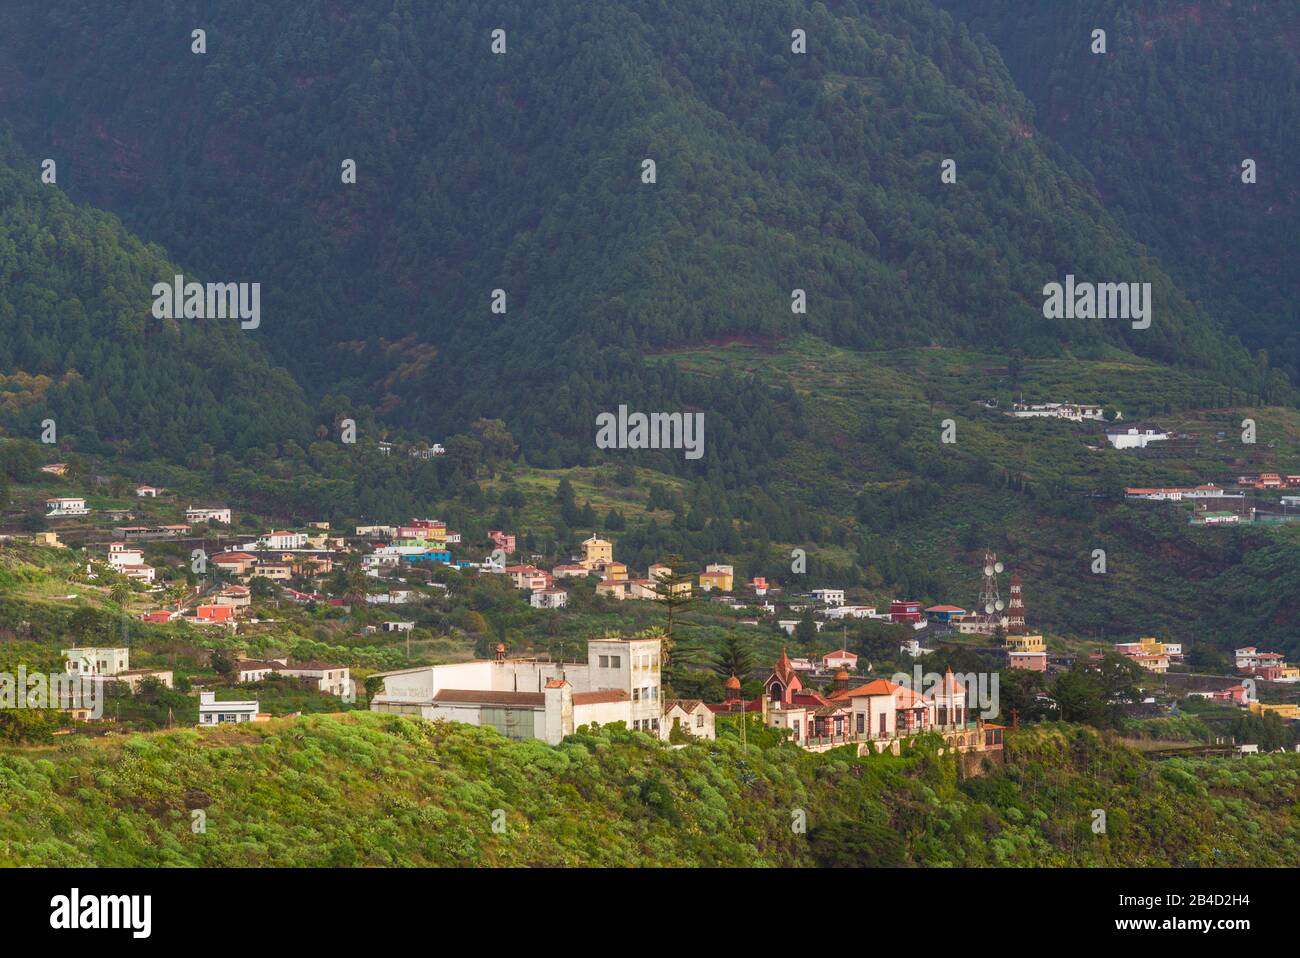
[119,564,156,584]
[382,621,415,632]
[530,588,568,609]
[277,662,351,696]
[1009,402,1104,422]
[1124,485,1228,501]
[186,507,232,524]
[1105,424,1169,450]
[107,542,144,568]
[235,659,282,683]
[198,690,262,725]
[821,649,858,669]
[823,605,877,620]
[370,636,663,744]
[46,497,89,517]
[665,700,716,741]
[810,588,846,607]
[134,485,163,497]
[63,647,130,676]
[260,530,307,550]
[778,619,825,635]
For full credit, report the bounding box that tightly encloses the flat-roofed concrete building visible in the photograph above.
[370,636,662,744]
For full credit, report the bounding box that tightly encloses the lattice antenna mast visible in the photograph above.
[976,550,1005,618]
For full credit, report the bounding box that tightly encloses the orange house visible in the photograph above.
[195,605,235,623]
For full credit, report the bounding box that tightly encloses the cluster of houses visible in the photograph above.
[1109,637,1185,673]
[369,635,1005,756]
[356,519,463,573]
[1122,476,1300,525]
[1106,640,1299,683]
[57,644,351,726]
[1235,473,1300,490]
[1234,646,1300,683]
[489,535,726,612]
[708,648,1006,756]
[44,491,232,526]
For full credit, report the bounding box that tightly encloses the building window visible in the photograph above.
[633,688,640,701]
[610,656,621,668]
[696,713,704,727]
[856,713,865,734]
[599,655,609,668]
[651,719,659,731]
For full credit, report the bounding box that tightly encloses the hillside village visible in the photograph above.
[2,461,1296,757]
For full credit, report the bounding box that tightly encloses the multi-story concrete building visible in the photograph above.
[370,636,664,744]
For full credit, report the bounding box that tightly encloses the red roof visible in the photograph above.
[773,647,797,685]
[831,678,903,701]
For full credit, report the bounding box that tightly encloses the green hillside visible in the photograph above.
[936,0,1300,383]
[1,713,1296,866]
[0,142,310,456]
[0,0,1276,462]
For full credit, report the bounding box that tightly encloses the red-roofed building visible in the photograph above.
[195,605,235,624]
[821,648,858,669]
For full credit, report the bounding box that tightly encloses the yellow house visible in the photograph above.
[1137,637,1167,655]
[581,536,613,570]
[646,564,691,598]
[1249,702,1300,721]
[601,561,629,582]
[1005,634,1046,654]
[698,563,734,592]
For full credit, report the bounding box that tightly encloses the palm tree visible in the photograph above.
[109,579,132,610]
[340,554,368,608]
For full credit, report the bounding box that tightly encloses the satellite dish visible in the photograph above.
[984,565,994,576]
[985,603,995,614]
[995,600,1005,611]
[994,561,1004,573]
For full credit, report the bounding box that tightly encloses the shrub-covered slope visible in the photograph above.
[1,713,1296,867]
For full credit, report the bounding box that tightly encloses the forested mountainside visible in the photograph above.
[3,715,1297,867]
[936,0,1300,385]
[0,142,309,457]
[1,2,1297,650]
[0,0,1277,467]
